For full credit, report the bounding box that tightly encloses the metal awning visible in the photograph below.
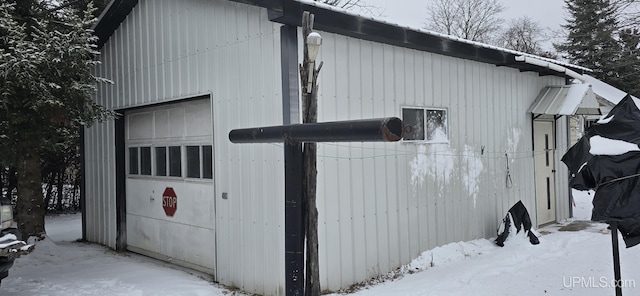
[528,84,601,119]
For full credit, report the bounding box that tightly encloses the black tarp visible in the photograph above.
[562,94,640,248]
[495,201,539,247]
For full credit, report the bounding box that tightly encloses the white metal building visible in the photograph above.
[85,0,600,294]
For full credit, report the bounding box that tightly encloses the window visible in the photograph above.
[186,145,213,179]
[129,147,139,174]
[140,147,151,175]
[169,146,181,177]
[128,146,152,175]
[186,146,200,178]
[402,108,425,141]
[203,145,213,179]
[155,147,167,176]
[402,107,448,143]
[129,144,212,180]
[426,109,447,141]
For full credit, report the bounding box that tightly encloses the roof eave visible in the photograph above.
[93,0,139,49]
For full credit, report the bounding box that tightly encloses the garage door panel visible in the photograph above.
[127,179,215,228]
[126,214,159,254]
[125,97,216,276]
[154,110,169,138]
[127,214,215,273]
[168,107,186,138]
[185,101,212,137]
[128,112,154,140]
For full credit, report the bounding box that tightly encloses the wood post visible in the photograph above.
[301,11,321,296]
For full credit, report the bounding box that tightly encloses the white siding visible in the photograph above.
[312,32,568,290]
[87,0,285,294]
[84,121,118,248]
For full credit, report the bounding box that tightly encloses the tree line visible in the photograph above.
[423,0,640,97]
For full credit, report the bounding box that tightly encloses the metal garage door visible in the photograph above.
[124,98,216,275]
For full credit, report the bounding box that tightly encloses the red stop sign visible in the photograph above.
[162,187,177,217]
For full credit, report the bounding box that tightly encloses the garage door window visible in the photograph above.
[186,146,200,178]
[203,145,213,179]
[155,147,167,176]
[140,147,151,175]
[186,145,213,179]
[169,146,182,177]
[129,146,152,176]
[129,147,139,174]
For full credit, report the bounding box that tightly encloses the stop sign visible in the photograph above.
[162,187,177,217]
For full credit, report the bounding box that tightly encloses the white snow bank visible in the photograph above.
[405,239,497,273]
[329,192,636,296]
[338,222,637,296]
[589,135,640,155]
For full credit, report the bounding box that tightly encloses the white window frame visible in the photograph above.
[401,106,449,144]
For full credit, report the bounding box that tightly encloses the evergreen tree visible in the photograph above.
[59,0,111,19]
[616,28,640,96]
[556,0,631,93]
[0,1,113,238]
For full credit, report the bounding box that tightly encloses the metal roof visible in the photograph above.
[93,0,591,79]
[528,84,601,119]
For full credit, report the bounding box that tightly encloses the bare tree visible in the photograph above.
[424,0,506,43]
[496,16,547,55]
[611,0,640,29]
[316,0,367,9]
[315,0,382,16]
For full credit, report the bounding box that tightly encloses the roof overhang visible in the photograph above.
[528,84,601,120]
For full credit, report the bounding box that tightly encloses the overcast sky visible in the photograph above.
[359,0,568,50]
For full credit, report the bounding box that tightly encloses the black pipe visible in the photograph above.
[229,117,403,144]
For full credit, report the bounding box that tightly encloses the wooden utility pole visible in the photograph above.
[300,11,322,296]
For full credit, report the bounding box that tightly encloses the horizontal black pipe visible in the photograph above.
[229,117,403,143]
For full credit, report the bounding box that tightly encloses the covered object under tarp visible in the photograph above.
[562,94,640,248]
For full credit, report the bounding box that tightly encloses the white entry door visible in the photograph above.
[534,120,556,225]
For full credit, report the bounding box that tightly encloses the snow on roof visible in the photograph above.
[583,74,637,105]
[297,0,591,73]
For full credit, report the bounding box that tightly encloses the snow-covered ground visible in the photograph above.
[1,190,638,295]
[0,215,229,296]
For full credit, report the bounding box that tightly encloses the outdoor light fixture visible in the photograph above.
[306,32,322,93]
